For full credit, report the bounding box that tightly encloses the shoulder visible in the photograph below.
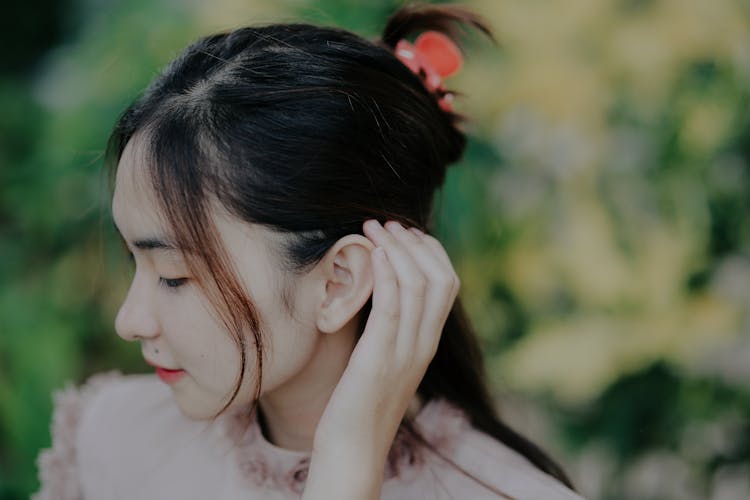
[34,370,241,500]
[73,371,175,468]
[32,370,133,500]
[449,424,585,499]
[33,371,190,500]
[74,370,172,442]
[386,398,586,500]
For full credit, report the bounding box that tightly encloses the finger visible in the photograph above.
[363,221,426,354]
[363,220,426,354]
[406,227,461,299]
[409,228,453,272]
[359,246,399,354]
[410,228,461,299]
[386,222,459,355]
[385,222,445,280]
[385,222,450,306]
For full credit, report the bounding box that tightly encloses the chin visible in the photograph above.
[171,387,228,420]
[173,400,215,420]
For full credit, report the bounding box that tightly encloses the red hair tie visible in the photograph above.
[394,31,463,112]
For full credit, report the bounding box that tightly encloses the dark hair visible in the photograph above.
[105,2,574,494]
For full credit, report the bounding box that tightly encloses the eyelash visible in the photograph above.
[159,277,188,289]
[126,252,187,290]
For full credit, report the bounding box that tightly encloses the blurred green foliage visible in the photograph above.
[2,0,749,499]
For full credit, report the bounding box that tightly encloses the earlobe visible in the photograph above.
[316,235,375,334]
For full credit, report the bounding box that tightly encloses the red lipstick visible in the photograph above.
[155,367,186,384]
[145,358,186,384]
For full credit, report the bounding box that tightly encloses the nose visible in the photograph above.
[115,271,160,342]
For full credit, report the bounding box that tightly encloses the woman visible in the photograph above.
[34,4,584,499]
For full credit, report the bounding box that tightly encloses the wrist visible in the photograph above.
[310,440,386,475]
[302,447,385,500]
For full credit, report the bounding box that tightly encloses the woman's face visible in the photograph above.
[111,137,322,419]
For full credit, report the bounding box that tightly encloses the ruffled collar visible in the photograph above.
[221,397,469,494]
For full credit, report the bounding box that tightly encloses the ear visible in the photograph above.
[315,234,375,334]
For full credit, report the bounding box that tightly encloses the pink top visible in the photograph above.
[33,371,584,500]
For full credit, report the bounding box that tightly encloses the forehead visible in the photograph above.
[111,136,166,231]
[110,135,276,256]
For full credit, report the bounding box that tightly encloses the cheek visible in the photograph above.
[258,318,319,395]
[162,294,245,390]
[253,280,323,395]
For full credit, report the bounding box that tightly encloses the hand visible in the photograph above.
[302,220,460,499]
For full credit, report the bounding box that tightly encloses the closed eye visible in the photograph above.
[159,277,188,289]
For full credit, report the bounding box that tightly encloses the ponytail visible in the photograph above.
[377,3,576,493]
[380,3,495,49]
[417,299,575,490]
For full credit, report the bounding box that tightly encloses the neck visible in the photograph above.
[257,328,357,451]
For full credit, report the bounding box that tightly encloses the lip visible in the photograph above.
[155,367,186,384]
[144,358,186,384]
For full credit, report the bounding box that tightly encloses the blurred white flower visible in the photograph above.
[32,47,90,111]
[709,155,749,195]
[680,411,747,463]
[487,169,548,220]
[566,443,615,500]
[689,332,750,387]
[607,125,657,173]
[493,106,595,178]
[622,450,700,500]
[711,256,750,307]
[711,464,750,500]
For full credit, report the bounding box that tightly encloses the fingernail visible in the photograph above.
[410,227,423,236]
[385,221,404,232]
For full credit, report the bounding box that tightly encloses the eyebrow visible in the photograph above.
[112,220,180,252]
